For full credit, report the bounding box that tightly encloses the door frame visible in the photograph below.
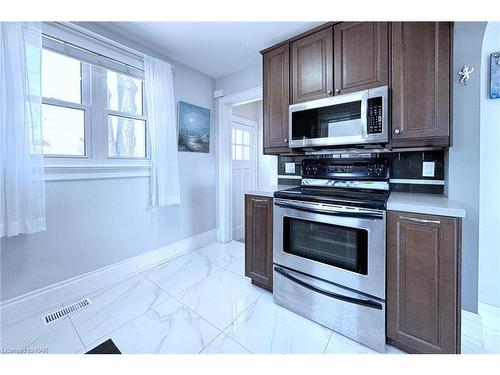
[216,86,262,242]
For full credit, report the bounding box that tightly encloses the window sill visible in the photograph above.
[44,164,151,181]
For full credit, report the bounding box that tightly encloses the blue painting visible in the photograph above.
[490,52,500,100]
[178,101,210,153]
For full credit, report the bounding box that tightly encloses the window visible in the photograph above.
[41,49,88,156]
[39,23,148,179]
[106,71,146,158]
[41,49,147,161]
[232,128,251,161]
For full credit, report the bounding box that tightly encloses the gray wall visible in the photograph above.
[479,22,500,308]
[0,25,217,302]
[215,64,262,96]
[447,22,487,313]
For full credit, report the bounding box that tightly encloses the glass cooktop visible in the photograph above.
[274,186,390,210]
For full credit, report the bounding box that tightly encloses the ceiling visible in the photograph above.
[86,22,323,78]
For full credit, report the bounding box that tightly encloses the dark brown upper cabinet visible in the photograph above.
[245,194,273,291]
[391,22,452,148]
[263,44,290,154]
[387,211,461,354]
[333,22,389,95]
[291,27,334,104]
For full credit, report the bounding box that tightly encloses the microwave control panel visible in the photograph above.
[367,97,383,134]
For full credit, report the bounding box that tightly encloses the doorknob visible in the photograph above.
[335,89,341,94]
[327,90,333,95]
[284,138,288,143]
[394,129,400,135]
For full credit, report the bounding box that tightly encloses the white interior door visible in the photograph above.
[231,116,257,241]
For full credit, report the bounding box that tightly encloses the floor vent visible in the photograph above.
[43,299,91,325]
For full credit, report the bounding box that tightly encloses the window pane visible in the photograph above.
[235,144,242,160]
[235,129,242,145]
[107,71,143,115]
[243,146,250,160]
[243,131,250,145]
[232,145,236,160]
[232,128,235,143]
[42,104,85,156]
[42,49,81,103]
[26,44,41,97]
[108,115,146,158]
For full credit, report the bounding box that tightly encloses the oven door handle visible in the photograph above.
[274,199,384,219]
[274,267,383,310]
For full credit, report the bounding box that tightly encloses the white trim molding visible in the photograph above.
[0,229,216,326]
[44,164,151,181]
[216,86,262,243]
[478,302,500,350]
[461,304,500,352]
[462,309,484,345]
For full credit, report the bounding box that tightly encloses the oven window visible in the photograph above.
[283,217,368,275]
[291,100,362,140]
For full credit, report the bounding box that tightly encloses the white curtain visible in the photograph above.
[144,55,180,207]
[0,22,45,237]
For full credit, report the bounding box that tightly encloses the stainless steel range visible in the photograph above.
[272,157,389,352]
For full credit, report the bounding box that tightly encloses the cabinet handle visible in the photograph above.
[251,198,269,204]
[284,138,288,143]
[394,129,400,135]
[399,216,441,224]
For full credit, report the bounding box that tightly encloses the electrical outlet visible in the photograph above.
[422,161,435,177]
[285,163,296,174]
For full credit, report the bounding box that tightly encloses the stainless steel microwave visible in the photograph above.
[288,86,388,149]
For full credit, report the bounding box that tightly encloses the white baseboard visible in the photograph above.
[461,309,483,345]
[478,302,500,351]
[0,229,217,326]
[461,304,500,352]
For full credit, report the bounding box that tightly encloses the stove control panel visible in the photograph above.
[302,158,389,180]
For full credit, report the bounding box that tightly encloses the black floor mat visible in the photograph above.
[85,339,121,354]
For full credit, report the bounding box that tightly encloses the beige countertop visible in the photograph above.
[245,185,296,198]
[388,192,466,218]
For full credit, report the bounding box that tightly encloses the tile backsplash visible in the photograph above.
[277,150,445,194]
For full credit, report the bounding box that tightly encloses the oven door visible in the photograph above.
[273,199,385,299]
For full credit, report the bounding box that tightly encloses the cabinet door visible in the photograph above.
[263,45,290,152]
[387,211,461,354]
[391,22,451,148]
[291,27,334,103]
[245,195,273,291]
[334,22,388,95]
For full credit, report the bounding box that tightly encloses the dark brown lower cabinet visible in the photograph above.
[387,211,462,354]
[245,194,273,291]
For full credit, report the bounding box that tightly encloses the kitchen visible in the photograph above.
[244,21,472,354]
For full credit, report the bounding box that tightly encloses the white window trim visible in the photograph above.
[44,164,151,181]
[41,22,151,181]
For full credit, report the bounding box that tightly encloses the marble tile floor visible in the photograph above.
[0,241,494,354]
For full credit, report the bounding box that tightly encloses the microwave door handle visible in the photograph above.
[274,267,383,310]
